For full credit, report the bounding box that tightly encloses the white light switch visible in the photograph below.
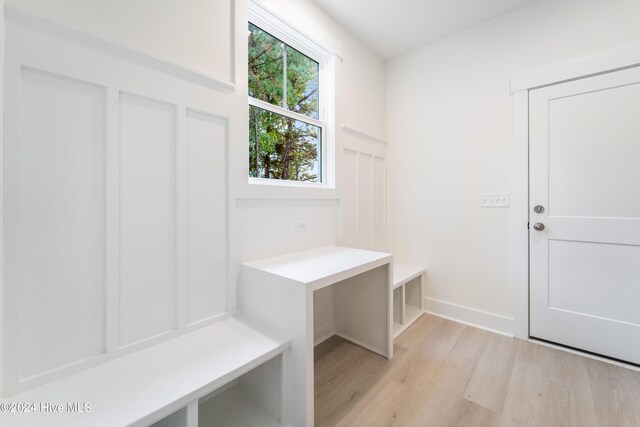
[480,192,510,208]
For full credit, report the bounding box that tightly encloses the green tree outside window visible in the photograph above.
[248,23,322,182]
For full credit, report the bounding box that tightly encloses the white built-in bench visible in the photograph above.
[0,318,290,427]
[393,264,426,337]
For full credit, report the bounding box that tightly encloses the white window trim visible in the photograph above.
[247,1,336,191]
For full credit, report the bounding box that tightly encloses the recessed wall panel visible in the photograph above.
[186,111,228,324]
[341,149,358,247]
[372,156,386,251]
[357,154,373,249]
[18,68,107,379]
[119,93,177,346]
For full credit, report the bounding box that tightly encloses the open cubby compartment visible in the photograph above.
[404,275,423,324]
[393,286,404,336]
[150,407,188,427]
[392,264,425,338]
[198,353,284,427]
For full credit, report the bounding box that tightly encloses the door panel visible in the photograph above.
[530,66,640,364]
[548,83,640,218]
[548,239,640,325]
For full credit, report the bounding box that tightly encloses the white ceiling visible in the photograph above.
[311,0,541,60]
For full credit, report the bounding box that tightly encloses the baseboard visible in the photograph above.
[314,321,335,346]
[424,297,515,337]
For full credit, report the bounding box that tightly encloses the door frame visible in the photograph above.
[510,43,640,340]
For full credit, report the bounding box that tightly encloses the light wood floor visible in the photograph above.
[314,314,640,427]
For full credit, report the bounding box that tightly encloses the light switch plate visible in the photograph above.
[480,192,510,207]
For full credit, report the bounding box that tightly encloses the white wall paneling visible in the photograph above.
[185,111,229,326]
[119,92,177,347]
[18,67,107,379]
[340,149,358,246]
[357,153,374,249]
[372,156,386,251]
[3,11,232,395]
[340,133,387,251]
[341,124,388,145]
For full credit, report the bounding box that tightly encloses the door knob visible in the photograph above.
[533,205,545,214]
[533,222,545,231]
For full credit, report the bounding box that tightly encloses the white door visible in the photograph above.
[529,66,640,365]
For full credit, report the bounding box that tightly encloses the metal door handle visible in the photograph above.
[533,222,545,231]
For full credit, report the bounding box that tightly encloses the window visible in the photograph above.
[248,18,331,185]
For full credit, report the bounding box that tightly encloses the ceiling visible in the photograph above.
[311,0,541,60]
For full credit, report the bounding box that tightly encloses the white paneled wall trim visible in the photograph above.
[341,142,387,252]
[340,124,388,145]
[3,12,235,396]
[3,6,236,92]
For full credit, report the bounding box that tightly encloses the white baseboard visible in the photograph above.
[424,297,515,337]
[314,321,335,346]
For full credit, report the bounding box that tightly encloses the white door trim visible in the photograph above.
[510,43,640,93]
[511,44,640,340]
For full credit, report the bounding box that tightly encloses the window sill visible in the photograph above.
[233,177,339,201]
[248,177,327,189]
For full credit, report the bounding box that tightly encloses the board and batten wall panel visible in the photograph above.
[340,135,387,252]
[357,153,374,250]
[119,93,177,347]
[341,149,358,246]
[186,111,228,325]
[18,68,107,380]
[3,11,232,394]
[372,157,386,251]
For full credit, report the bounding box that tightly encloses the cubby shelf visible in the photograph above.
[198,383,282,427]
[392,264,426,338]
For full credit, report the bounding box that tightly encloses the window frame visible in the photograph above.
[247,4,335,189]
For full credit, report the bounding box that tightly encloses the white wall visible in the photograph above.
[1,0,386,394]
[5,0,232,80]
[385,0,640,334]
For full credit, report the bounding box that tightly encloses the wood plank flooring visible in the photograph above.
[314,314,640,427]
